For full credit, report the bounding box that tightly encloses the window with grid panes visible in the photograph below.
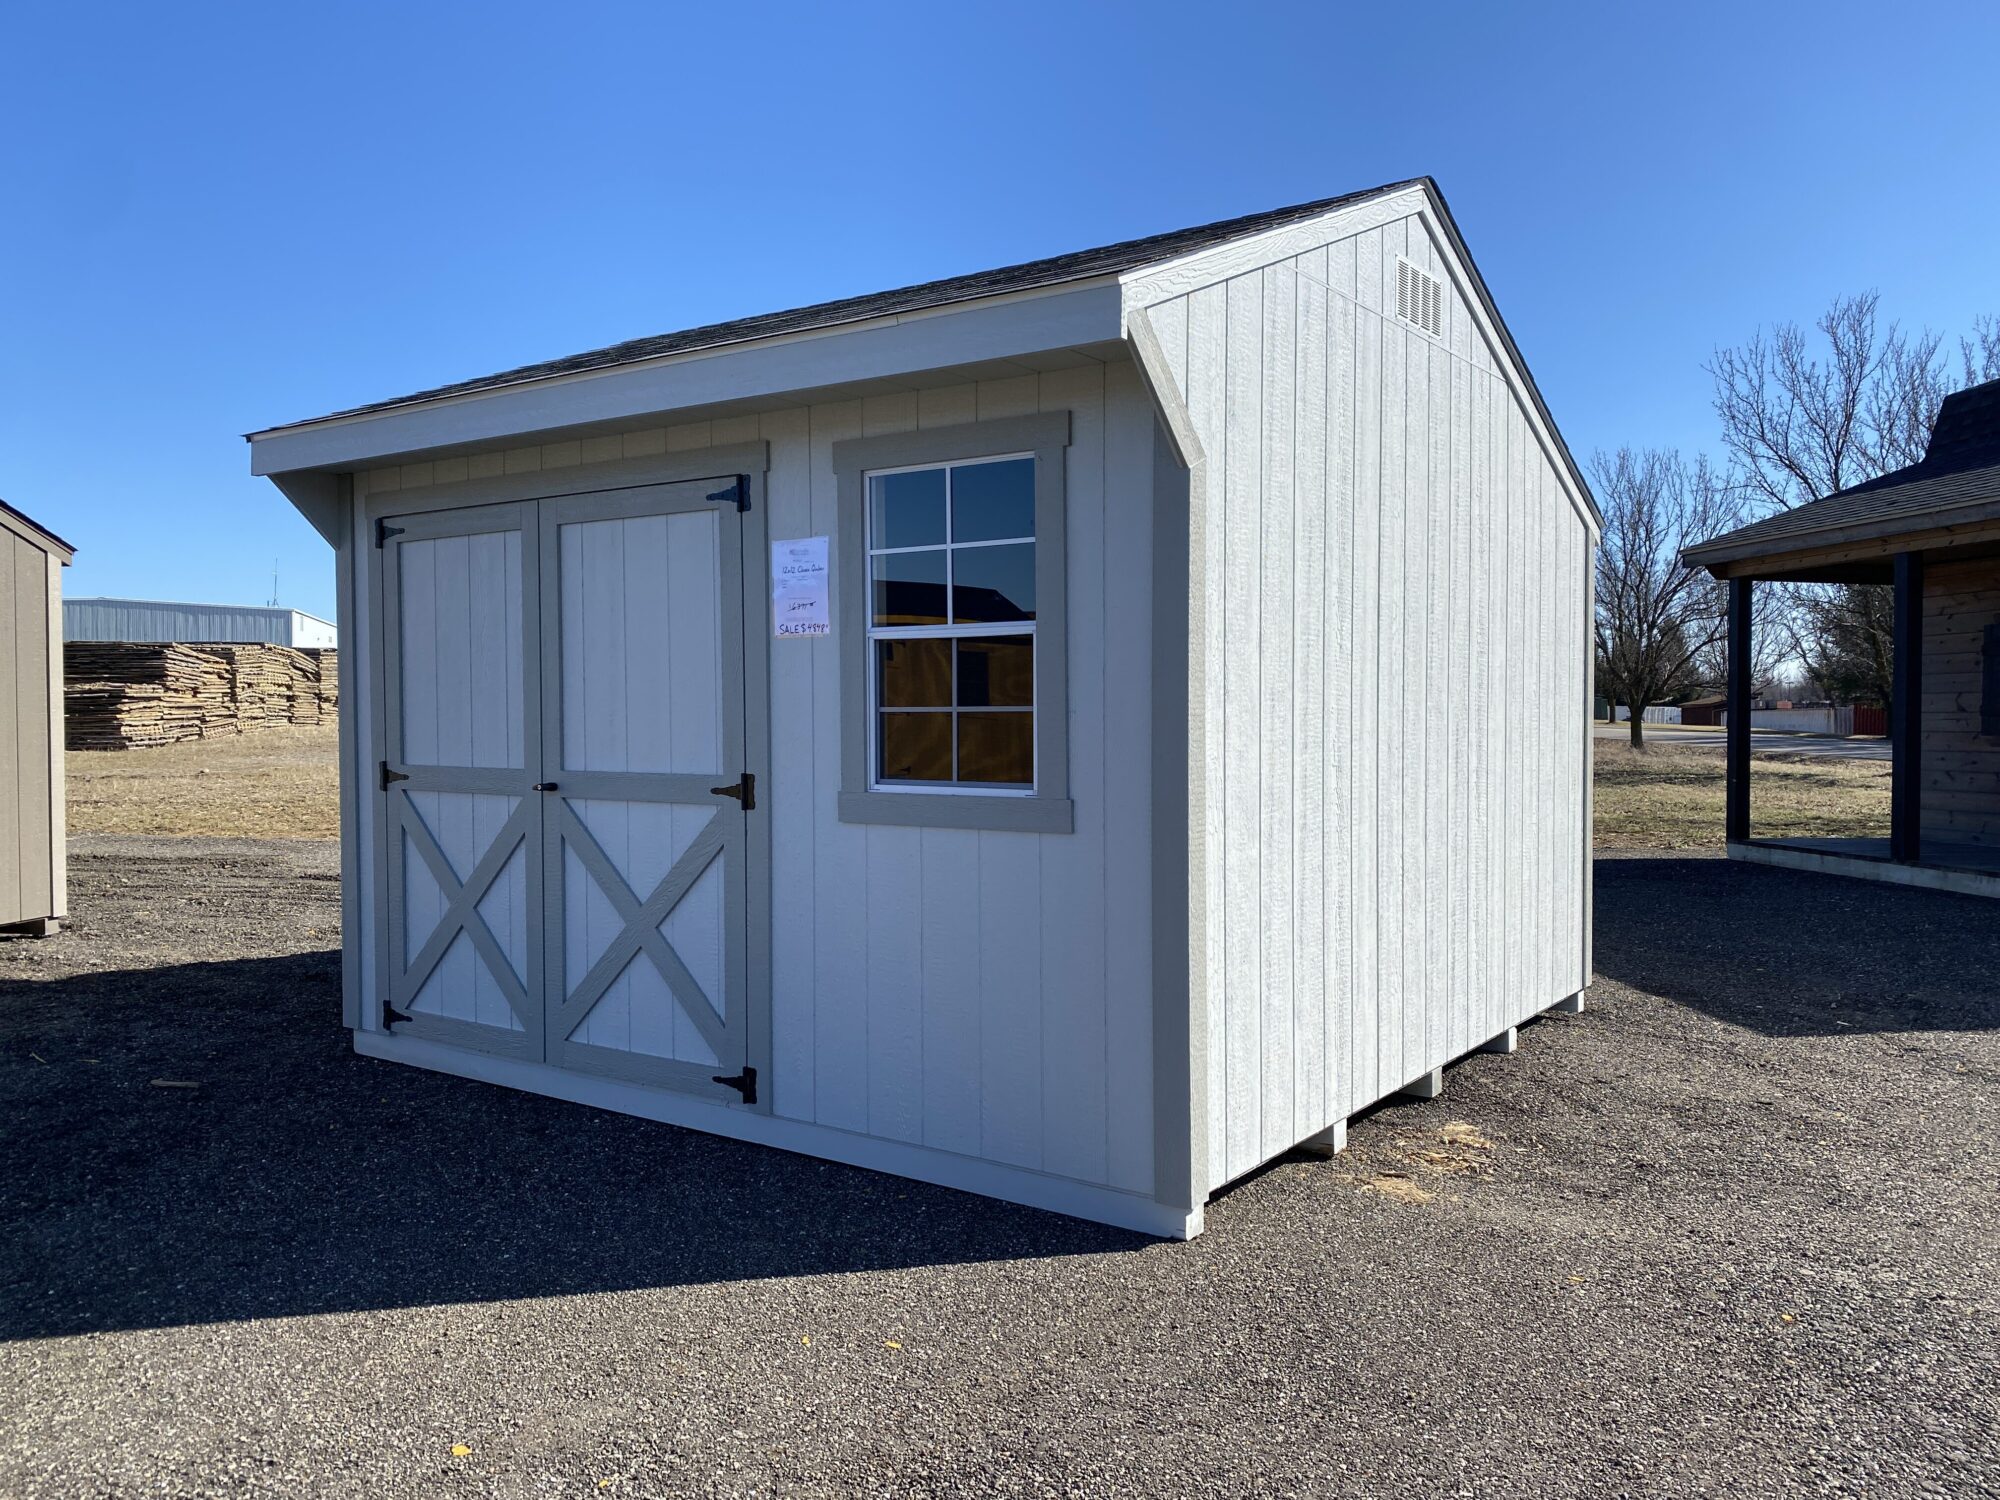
[866,455,1037,789]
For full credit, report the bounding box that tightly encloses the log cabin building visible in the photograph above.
[1684,376,2000,898]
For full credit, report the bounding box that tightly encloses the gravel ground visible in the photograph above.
[1,837,1995,1498]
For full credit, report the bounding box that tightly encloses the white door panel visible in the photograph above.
[541,488,751,1102]
[379,504,542,1059]
[375,480,761,1101]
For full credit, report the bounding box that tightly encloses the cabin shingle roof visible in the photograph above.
[1686,377,2000,566]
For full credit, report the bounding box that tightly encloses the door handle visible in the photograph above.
[532,782,559,792]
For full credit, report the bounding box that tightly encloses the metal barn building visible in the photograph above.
[64,597,337,648]
[250,178,1596,1236]
[0,501,73,936]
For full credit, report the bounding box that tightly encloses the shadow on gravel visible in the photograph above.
[0,953,1140,1341]
[1594,856,2000,1038]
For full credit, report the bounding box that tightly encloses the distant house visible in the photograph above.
[64,597,336,648]
[1679,694,1725,727]
[1684,376,2000,898]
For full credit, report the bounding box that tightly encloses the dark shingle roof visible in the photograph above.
[1685,377,2000,566]
[271,178,1425,431]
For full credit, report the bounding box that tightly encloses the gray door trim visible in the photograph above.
[374,498,545,1060]
[365,442,769,518]
[335,477,361,1029]
[537,479,766,1109]
[737,469,774,1109]
[391,795,538,1024]
[549,802,731,1055]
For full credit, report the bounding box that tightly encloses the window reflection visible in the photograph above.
[866,454,1038,791]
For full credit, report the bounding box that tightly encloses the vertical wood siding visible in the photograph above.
[0,528,59,928]
[356,366,1158,1197]
[395,529,530,1030]
[1921,557,2000,847]
[774,366,1157,1190]
[1141,210,1592,1190]
[558,509,728,1066]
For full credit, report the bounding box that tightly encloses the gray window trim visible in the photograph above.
[833,412,1073,834]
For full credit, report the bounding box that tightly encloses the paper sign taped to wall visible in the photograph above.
[772,537,831,638]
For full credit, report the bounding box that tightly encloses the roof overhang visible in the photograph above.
[1683,498,2000,581]
[0,499,74,563]
[248,279,1126,478]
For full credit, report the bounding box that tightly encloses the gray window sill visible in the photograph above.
[837,790,1075,834]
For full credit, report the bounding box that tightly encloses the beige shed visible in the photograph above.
[0,500,73,936]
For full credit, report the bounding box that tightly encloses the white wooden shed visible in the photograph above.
[250,177,1596,1237]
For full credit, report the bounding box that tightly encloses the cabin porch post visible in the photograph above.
[1891,552,1924,864]
[1725,576,1753,843]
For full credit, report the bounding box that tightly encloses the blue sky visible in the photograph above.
[4,0,1996,621]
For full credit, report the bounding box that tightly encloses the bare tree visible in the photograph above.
[1709,296,2000,704]
[1960,315,2000,390]
[1592,448,1747,747]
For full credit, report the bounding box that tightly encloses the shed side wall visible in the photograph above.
[0,528,57,926]
[1920,555,2000,848]
[1137,210,1591,1190]
[352,362,1158,1198]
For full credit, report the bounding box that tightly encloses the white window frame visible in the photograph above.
[864,452,1038,796]
[832,412,1073,834]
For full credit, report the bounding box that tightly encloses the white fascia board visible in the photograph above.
[1116,186,1429,310]
[250,280,1124,477]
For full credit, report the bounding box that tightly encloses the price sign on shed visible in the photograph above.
[771,537,831,638]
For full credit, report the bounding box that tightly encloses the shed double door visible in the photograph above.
[377,481,761,1107]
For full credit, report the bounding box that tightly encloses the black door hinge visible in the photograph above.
[380,762,409,791]
[708,771,755,810]
[375,520,406,548]
[705,474,750,512]
[383,1001,413,1031]
[712,1065,756,1104]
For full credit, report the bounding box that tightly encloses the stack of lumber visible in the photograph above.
[65,643,233,748]
[207,645,311,730]
[64,643,341,750]
[308,649,339,712]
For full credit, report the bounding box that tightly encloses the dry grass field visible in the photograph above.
[1593,741,1891,849]
[61,716,1893,853]
[65,721,340,839]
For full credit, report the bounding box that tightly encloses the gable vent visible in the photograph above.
[1397,258,1444,338]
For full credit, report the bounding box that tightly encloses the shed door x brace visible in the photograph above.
[373,477,764,1107]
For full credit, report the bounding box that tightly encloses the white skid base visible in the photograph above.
[354,1030,1199,1240]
